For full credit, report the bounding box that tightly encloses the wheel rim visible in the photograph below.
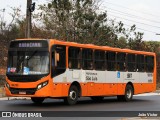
[69,91,77,100]
[126,89,132,99]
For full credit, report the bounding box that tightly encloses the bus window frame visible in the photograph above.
[116,52,126,71]
[94,50,105,71]
[106,51,116,71]
[136,54,145,72]
[127,53,136,72]
[82,48,94,70]
[145,55,154,72]
[68,47,82,69]
[51,45,66,78]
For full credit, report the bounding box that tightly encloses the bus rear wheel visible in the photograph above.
[117,84,133,102]
[31,97,45,104]
[64,85,79,105]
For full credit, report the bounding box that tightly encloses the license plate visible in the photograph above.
[19,91,26,95]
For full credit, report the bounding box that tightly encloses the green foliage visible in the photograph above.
[117,36,127,48]
[34,0,146,49]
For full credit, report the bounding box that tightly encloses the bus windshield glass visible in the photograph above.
[7,51,49,75]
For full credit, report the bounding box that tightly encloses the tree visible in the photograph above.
[36,1,144,49]
[117,36,127,48]
[0,7,24,69]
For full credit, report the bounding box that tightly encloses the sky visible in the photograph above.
[0,0,160,41]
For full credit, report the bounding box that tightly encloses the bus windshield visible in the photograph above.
[7,51,49,75]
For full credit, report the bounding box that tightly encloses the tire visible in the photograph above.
[118,84,133,102]
[31,97,45,104]
[64,85,79,105]
[91,96,104,102]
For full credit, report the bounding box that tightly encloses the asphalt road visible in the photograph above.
[0,94,160,111]
[0,94,160,119]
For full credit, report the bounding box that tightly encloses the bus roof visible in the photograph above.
[50,39,155,56]
[14,38,155,56]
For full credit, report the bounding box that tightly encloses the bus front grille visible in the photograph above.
[9,88,36,95]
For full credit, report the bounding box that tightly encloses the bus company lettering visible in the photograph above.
[127,73,132,78]
[86,72,98,81]
[125,73,135,80]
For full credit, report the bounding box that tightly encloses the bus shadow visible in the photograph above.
[6,96,152,109]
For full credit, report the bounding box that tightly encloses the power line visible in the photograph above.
[103,1,160,18]
[108,14,160,29]
[113,19,158,34]
[118,22,157,34]
[110,20,157,34]
[98,8,159,34]
[101,7,160,24]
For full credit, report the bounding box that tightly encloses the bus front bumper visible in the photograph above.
[5,83,52,97]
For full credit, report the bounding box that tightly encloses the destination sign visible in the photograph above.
[10,40,48,48]
[18,43,42,48]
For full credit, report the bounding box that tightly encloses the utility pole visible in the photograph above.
[25,0,35,38]
[25,0,32,38]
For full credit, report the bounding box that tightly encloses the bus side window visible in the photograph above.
[106,52,116,71]
[51,45,66,77]
[94,50,105,70]
[145,56,154,72]
[68,47,81,69]
[137,55,145,72]
[117,52,126,71]
[56,46,66,68]
[82,49,93,70]
[127,54,136,72]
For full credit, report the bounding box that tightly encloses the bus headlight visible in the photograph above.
[37,81,48,90]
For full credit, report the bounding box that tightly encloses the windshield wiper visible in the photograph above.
[27,51,37,60]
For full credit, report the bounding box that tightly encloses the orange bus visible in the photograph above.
[5,39,156,105]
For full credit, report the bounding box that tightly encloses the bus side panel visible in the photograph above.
[134,83,144,94]
[134,83,155,94]
[80,83,88,96]
[93,83,104,96]
[83,83,117,96]
[52,83,77,97]
[52,83,63,97]
[117,83,126,95]
[103,84,110,95]
[87,82,95,96]
[107,83,117,95]
[52,83,71,97]
[62,83,70,96]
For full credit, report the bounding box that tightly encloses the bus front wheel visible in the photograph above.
[31,97,45,104]
[64,85,79,105]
